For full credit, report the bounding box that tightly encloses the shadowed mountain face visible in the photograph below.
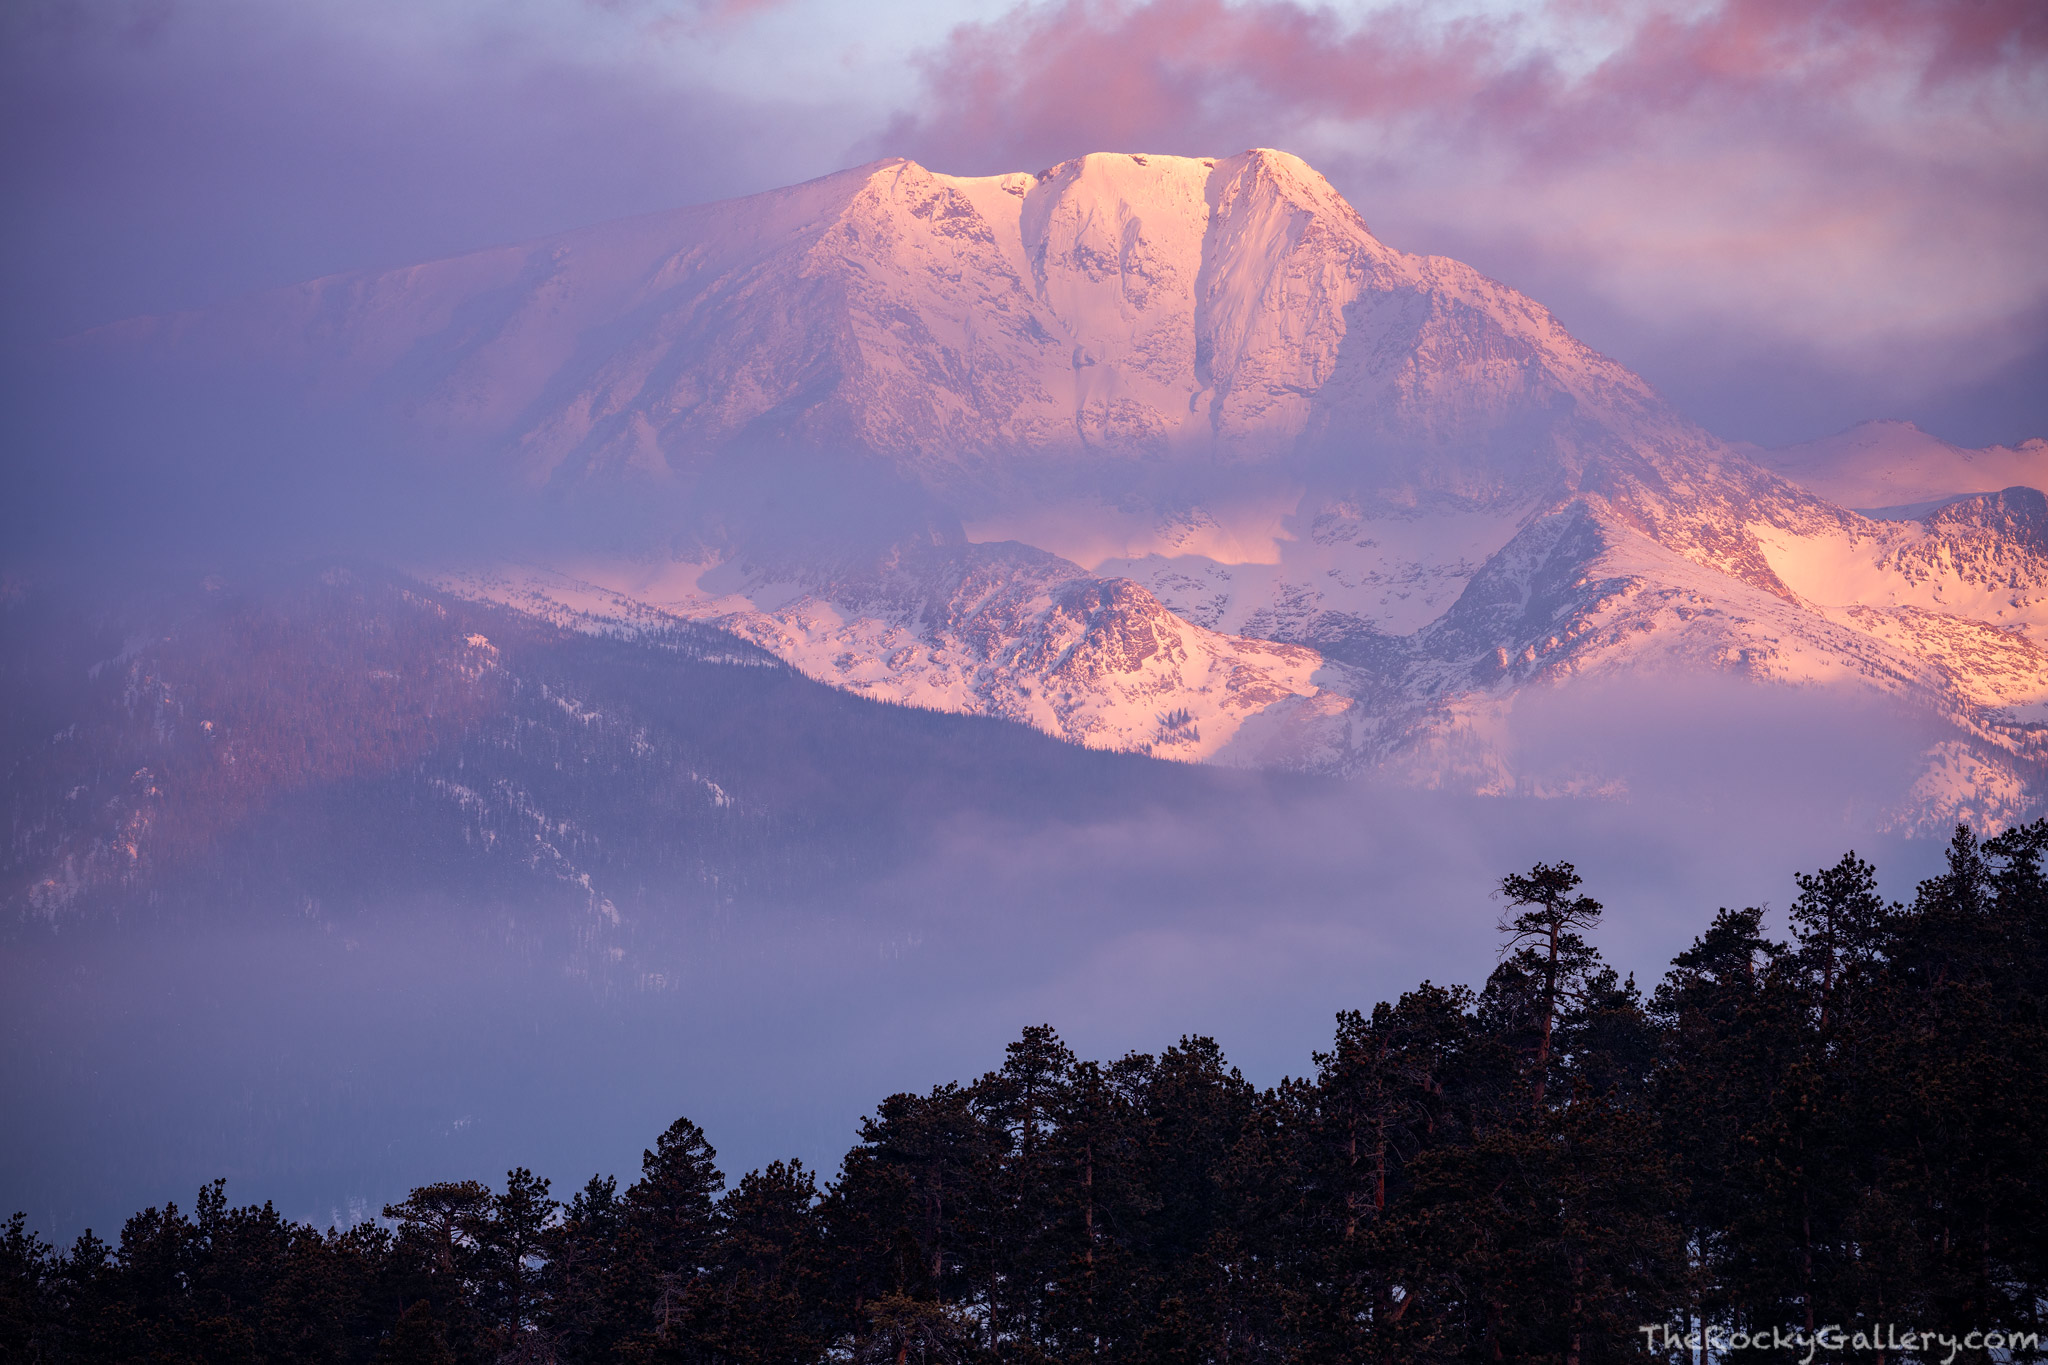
[2,567,1283,938]
[3,566,1320,1232]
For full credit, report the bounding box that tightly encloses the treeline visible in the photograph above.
[5,824,2046,1363]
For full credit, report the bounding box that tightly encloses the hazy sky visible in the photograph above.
[2,0,2044,444]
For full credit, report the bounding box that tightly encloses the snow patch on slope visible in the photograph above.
[434,551,1348,763]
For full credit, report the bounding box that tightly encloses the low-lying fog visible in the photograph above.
[2,739,1947,1241]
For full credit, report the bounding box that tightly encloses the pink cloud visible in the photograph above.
[887,0,2045,172]
[882,0,1522,173]
[881,0,2048,445]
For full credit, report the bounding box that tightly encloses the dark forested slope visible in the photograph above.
[3,564,1286,953]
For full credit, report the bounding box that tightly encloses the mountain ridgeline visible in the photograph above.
[55,148,2045,828]
[6,833,2045,1362]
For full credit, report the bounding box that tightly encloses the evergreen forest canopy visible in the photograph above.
[4,825,2046,1364]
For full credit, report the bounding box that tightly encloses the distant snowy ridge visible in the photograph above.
[1746,420,2048,515]
[435,465,2048,830]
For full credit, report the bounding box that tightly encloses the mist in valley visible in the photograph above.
[1,670,1948,1239]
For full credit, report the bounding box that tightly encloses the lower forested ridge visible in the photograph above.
[5,824,2046,1364]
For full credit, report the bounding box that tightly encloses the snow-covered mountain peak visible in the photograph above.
[66,152,2048,828]
[89,146,1672,510]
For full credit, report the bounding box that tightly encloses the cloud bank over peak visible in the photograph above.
[881,0,2048,446]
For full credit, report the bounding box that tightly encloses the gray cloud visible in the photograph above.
[0,0,853,345]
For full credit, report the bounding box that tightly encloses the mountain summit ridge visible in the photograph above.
[94,148,1686,501]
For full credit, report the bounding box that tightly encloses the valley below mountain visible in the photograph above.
[0,560,1949,1239]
